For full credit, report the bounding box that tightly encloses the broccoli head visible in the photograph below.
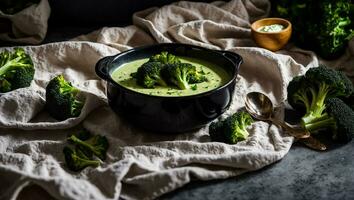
[209,111,254,144]
[0,48,34,93]
[341,94,354,111]
[45,75,84,120]
[315,0,353,58]
[63,130,109,172]
[304,98,354,143]
[63,146,100,172]
[68,134,109,161]
[162,63,197,90]
[272,0,353,59]
[134,61,167,88]
[188,69,208,84]
[287,75,309,113]
[287,65,353,126]
[149,51,181,64]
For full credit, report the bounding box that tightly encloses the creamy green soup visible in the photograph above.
[111,57,231,97]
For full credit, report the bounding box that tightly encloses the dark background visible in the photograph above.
[43,0,218,43]
[48,0,216,26]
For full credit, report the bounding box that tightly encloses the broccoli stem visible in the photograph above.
[304,114,335,133]
[84,160,99,167]
[175,73,189,90]
[177,80,189,90]
[294,90,311,113]
[301,83,330,125]
[72,100,84,116]
[156,78,167,87]
[74,154,100,167]
[63,146,100,171]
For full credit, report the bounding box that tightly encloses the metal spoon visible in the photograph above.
[245,92,326,151]
[245,92,310,138]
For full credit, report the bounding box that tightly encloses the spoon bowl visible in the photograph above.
[245,92,310,139]
[245,92,274,119]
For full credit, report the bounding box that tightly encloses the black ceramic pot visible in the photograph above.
[95,43,242,133]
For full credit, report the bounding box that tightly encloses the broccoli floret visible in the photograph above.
[287,75,309,114]
[188,70,208,84]
[63,130,109,172]
[45,75,84,120]
[208,120,226,142]
[63,146,100,172]
[341,94,354,111]
[209,111,254,144]
[0,48,34,93]
[272,0,353,59]
[315,0,353,58]
[162,63,198,90]
[304,98,354,143]
[68,134,109,161]
[149,51,181,64]
[287,66,353,126]
[133,61,167,88]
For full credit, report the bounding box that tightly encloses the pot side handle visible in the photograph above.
[95,56,115,80]
[218,50,243,70]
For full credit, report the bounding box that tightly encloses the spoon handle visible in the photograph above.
[299,136,327,151]
[270,119,311,139]
[270,119,326,150]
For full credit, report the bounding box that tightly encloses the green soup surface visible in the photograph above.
[111,57,231,97]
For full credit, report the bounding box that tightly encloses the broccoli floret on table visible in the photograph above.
[45,75,84,120]
[287,65,353,127]
[305,98,354,143]
[133,61,167,88]
[68,134,109,161]
[63,146,100,172]
[0,48,35,93]
[209,111,254,144]
[63,129,109,172]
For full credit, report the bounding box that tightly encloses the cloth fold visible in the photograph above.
[0,0,50,44]
[0,0,353,200]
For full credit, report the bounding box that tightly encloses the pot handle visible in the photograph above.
[218,50,243,69]
[95,56,115,80]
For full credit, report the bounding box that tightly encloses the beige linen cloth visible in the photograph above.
[0,0,50,44]
[0,0,353,200]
